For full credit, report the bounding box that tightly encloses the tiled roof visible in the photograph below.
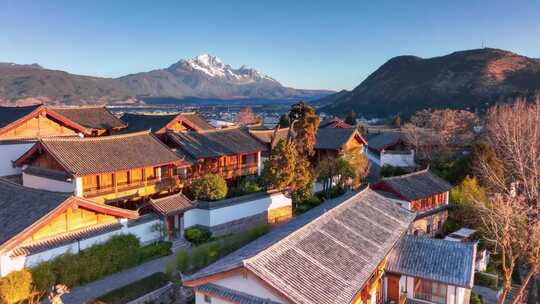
[197,283,280,304]
[0,104,41,129]
[367,132,406,151]
[19,131,183,176]
[149,193,195,216]
[167,127,266,159]
[376,169,452,201]
[10,222,122,257]
[0,178,71,248]
[120,112,214,133]
[49,106,127,130]
[386,236,476,288]
[249,128,289,150]
[315,127,365,150]
[319,117,353,129]
[186,188,415,304]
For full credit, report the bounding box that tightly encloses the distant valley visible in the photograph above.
[0,54,333,106]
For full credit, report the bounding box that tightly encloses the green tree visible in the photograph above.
[263,140,297,191]
[278,114,290,128]
[344,110,357,126]
[450,175,488,228]
[191,174,228,201]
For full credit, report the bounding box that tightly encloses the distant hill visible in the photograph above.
[319,48,540,118]
[0,55,333,106]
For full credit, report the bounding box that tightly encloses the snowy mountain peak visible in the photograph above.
[174,54,278,84]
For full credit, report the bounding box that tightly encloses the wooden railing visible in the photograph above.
[83,176,180,198]
[188,163,258,180]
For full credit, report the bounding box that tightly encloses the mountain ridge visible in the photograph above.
[0,54,333,106]
[319,48,540,117]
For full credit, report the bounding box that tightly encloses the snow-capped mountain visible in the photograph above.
[118,54,331,100]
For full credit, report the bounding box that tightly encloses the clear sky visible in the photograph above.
[1,0,540,91]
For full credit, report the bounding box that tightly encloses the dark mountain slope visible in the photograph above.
[320,48,540,117]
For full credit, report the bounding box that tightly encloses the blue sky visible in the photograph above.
[1,0,540,90]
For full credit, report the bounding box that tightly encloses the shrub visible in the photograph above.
[176,250,190,273]
[191,174,228,201]
[470,292,483,304]
[31,261,56,291]
[0,269,33,304]
[380,165,408,178]
[443,218,460,235]
[95,272,169,304]
[139,241,172,263]
[185,227,212,245]
[474,272,499,290]
[229,179,263,197]
[52,252,81,287]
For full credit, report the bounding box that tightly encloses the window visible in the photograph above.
[414,278,447,304]
[204,294,212,303]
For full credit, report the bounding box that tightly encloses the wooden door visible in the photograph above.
[387,274,400,303]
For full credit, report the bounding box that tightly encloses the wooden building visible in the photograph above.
[14,131,189,206]
[0,179,160,277]
[372,169,452,236]
[0,105,127,176]
[183,188,416,304]
[120,112,214,135]
[314,127,367,162]
[165,127,265,182]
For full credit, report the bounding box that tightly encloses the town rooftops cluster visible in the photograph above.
[374,168,452,201]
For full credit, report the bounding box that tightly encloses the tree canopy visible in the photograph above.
[191,174,228,201]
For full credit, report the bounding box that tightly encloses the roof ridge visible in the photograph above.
[122,112,179,117]
[183,126,242,134]
[40,130,152,142]
[48,105,107,109]
[150,192,190,203]
[0,104,42,109]
[249,127,289,133]
[380,167,431,180]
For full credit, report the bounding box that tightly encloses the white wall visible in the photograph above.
[22,172,75,193]
[365,149,382,166]
[380,150,415,167]
[0,143,34,176]
[0,217,161,277]
[211,273,286,303]
[184,193,291,229]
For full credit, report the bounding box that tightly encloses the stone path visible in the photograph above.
[61,253,176,304]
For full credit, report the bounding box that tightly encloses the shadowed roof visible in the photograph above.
[386,236,476,288]
[121,112,214,133]
[0,104,41,129]
[249,128,289,150]
[167,127,266,159]
[50,106,127,130]
[16,131,184,176]
[315,127,366,150]
[186,188,415,304]
[374,169,452,201]
[367,131,406,151]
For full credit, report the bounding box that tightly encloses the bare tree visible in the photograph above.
[236,107,257,125]
[475,96,540,304]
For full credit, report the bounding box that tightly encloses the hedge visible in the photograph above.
[0,235,172,303]
[171,224,269,275]
[184,227,212,245]
[92,272,170,304]
[474,272,499,290]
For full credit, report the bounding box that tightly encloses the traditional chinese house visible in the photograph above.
[314,127,367,162]
[365,132,415,168]
[165,127,265,181]
[248,127,289,160]
[0,179,164,277]
[385,236,475,304]
[14,131,188,206]
[372,169,452,236]
[120,112,214,135]
[184,187,476,304]
[319,116,354,129]
[0,105,127,176]
[184,188,416,304]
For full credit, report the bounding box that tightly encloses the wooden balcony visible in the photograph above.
[83,176,181,199]
[188,163,258,181]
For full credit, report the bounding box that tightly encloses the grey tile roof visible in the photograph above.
[386,236,476,288]
[167,127,266,159]
[149,193,195,216]
[21,131,183,176]
[50,106,127,130]
[0,104,41,129]
[367,132,406,151]
[187,188,415,304]
[319,117,353,129]
[197,283,280,304]
[121,112,214,133]
[376,169,452,201]
[315,127,365,150]
[0,178,71,248]
[249,128,289,150]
